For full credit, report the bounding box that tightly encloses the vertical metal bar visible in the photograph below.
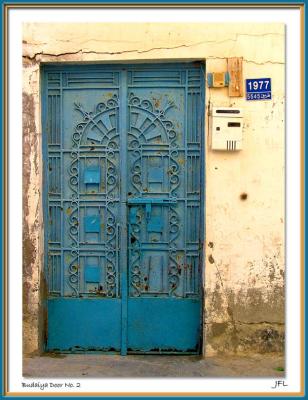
[160,256,163,292]
[57,254,60,292]
[57,254,61,292]
[52,95,55,144]
[186,255,190,294]
[55,205,57,241]
[184,70,188,297]
[199,63,206,353]
[191,155,194,192]
[57,95,60,144]
[50,158,53,192]
[194,93,197,143]
[195,155,198,192]
[60,76,64,297]
[195,204,198,242]
[52,255,55,292]
[55,95,57,144]
[55,157,57,192]
[52,157,57,194]
[42,69,49,325]
[56,96,58,143]
[57,205,59,242]
[194,155,196,191]
[58,157,61,194]
[192,256,195,293]
[194,255,198,294]
[52,205,54,241]
[47,96,50,144]
[77,97,80,296]
[50,96,53,144]
[55,157,57,193]
[119,69,128,355]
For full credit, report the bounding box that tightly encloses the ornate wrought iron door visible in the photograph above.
[43,64,204,354]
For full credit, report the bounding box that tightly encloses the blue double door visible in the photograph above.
[44,63,204,354]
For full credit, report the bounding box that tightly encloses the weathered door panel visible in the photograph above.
[126,69,203,353]
[127,299,201,353]
[43,64,204,354]
[47,299,121,351]
[45,70,122,351]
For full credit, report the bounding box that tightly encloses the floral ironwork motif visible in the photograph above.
[130,208,142,297]
[168,206,180,295]
[67,96,119,297]
[128,93,182,296]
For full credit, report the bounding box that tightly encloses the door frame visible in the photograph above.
[41,61,206,355]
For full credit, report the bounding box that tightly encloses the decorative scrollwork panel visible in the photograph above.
[127,91,199,298]
[62,95,120,298]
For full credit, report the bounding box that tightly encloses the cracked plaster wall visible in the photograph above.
[22,23,285,355]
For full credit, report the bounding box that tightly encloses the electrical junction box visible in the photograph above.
[207,72,230,88]
[210,107,243,151]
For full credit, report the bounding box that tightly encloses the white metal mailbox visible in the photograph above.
[210,107,243,151]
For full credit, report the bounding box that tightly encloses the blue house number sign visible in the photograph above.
[246,78,271,100]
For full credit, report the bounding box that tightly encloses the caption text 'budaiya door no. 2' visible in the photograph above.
[42,63,205,355]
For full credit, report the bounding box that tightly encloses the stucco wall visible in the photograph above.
[22,23,285,355]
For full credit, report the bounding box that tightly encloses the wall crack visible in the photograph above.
[23,34,285,65]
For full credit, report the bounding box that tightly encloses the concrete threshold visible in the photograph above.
[23,353,285,378]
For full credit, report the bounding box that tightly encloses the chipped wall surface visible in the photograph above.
[22,23,285,355]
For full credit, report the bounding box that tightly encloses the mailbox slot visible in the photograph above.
[210,107,243,151]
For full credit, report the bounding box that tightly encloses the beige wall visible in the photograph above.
[22,23,285,355]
